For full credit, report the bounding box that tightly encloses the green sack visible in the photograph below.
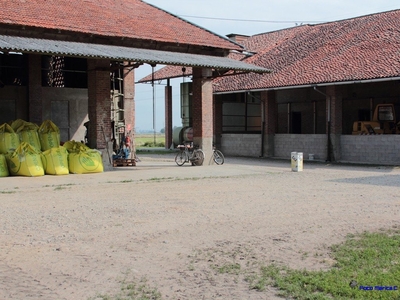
[0,123,20,154]
[0,154,9,177]
[7,142,44,177]
[42,146,69,175]
[39,120,61,151]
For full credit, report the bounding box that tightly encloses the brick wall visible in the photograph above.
[123,62,135,135]
[341,135,400,165]
[87,59,111,150]
[192,67,213,163]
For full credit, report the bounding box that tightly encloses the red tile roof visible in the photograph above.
[140,10,400,91]
[0,0,241,51]
[214,9,400,92]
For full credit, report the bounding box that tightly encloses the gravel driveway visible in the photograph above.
[1,153,399,299]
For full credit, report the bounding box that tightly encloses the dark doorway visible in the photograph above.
[358,109,370,121]
[292,112,301,134]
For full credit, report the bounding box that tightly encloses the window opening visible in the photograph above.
[41,56,87,88]
[0,52,27,86]
[221,92,261,133]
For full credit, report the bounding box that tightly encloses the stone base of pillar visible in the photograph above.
[261,134,275,157]
[194,137,213,165]
[99,142,114,171]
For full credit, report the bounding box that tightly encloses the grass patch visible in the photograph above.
[42,183,76,191]
[54,186,67,191]
[43,183,76,188]
[215,263,241,275]
[136,149,173,155]
[249,230,400,299]
[0,190,16,194]
[135,134,165,148]
[90,277,162,300]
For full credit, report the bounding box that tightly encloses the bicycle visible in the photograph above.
[213,147,225,165]
[175,142,205,166]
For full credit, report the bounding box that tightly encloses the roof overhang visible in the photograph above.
[213,76,400,94]
[0,35,270,73]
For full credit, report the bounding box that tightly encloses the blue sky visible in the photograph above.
[134,0,400,132]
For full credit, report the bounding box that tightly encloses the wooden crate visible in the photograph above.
[113,158,136,167]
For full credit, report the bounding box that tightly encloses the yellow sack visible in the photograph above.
[42,146,69,175]
[15,122,41,151]
[39,120,60,151]
[0,154,9,177]
[9,119,26,132]
[68,149,103,174]
[7,142,44,177]
[0,123,20,154]
[63,140,90,153]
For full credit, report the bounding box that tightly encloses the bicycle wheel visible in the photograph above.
[213,150,224,165]
[175,151,187,166]
[191,149,204,166]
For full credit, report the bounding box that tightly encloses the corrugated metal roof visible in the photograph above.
[0,35,270,73]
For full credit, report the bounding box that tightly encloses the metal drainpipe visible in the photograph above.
[247,92,265,157]
[313,86,332,162]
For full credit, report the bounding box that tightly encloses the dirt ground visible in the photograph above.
[0,153,399,300]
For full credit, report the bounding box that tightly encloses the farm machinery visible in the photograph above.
[352,104,400,135]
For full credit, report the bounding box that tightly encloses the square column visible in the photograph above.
[123,62,135,135]
[87,59,112,169]
[192,67,213,165]
[28,54,43,124]
[261,90,277,157]
[326,85,343,161]
[165,82,173,149]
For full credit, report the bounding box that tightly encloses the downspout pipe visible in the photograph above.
[260,101,265,157]
[313,86,332,162]
[247,92,264,157]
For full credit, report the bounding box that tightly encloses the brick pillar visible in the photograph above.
[87,59,112,169]
[165,80,173,149]
[326,85,342,161]
[213,95,223,148]
[192,67,213,165]
[28,54,42,124]
[261,90,276,157]
[123,62,135,135]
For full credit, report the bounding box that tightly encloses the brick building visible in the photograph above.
[0,0,266,167]
[142,9,400,165]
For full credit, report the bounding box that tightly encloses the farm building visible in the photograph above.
[0,0,266,168]
[142,9,400,165]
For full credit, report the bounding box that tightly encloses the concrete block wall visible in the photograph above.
[221,134,261,157]
[42,88,88,142]
[340,135,400,165]
[274,134,327,160]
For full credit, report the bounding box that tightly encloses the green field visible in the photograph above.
[134,134,165,148]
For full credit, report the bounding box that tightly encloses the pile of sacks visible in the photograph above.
[0,119,103,177]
